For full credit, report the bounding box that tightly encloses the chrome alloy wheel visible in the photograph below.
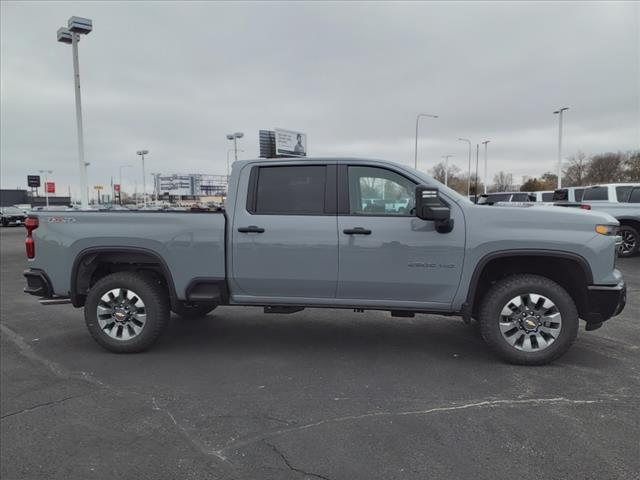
[97,288,147,341]
[498,293,562,352]
[620,229,637,255]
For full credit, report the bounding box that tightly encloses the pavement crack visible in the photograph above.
[0,323,105,388]
[150,397,233,467]
[266,441,331,480]
[1,393,88,420]
[221,396,621,455]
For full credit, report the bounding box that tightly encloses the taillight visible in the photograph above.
[580,204,591,210]
[25,217,38,259]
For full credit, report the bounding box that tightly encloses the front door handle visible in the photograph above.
[343,227,372,235]
[238,226,265,233]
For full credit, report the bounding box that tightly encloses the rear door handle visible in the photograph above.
[343,227,372,235]
[238,226,265,233]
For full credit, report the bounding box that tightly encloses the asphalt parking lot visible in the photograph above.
[1,226,638,480]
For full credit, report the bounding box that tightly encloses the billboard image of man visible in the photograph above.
[294,134,305,154]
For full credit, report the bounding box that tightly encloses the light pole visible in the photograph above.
[441,155,454,187]
[118,165,133,204]
[482,140,490,194]
[554,107,569,189]
[136,150,149,207]
[226,148,245,179]
[39,170,53,208]
[226,132,244,162]
[414,113,439,170]
[458,138,472,196]
[475,144,480,203]
[57,17,92,210]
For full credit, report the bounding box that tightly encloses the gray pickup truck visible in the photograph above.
[23,158,627,365]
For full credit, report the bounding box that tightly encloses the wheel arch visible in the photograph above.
[70,247,179,309]
[465,250,593,320]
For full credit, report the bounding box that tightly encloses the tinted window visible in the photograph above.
[629,188,640,204]
[254,166,326,214]
[348,166,415,215]
[582,187,608,201]
[511,193,531,202]
[574,189,585,202]
[541,192,554,201]
[616,186,634,203]
[488,193,511,203]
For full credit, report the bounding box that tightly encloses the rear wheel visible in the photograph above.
[84,272,170,353]
[618,225,639,257]
[479,274,579,365]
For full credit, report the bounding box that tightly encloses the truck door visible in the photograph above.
[336,165,465,306]
[231,163,338,299]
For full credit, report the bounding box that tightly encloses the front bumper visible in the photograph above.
[583,280,626,328]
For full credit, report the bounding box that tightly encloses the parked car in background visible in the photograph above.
[553,187,586,203]
[477,192,535,205]
[531,191,555,202]
[0,206,27,226]
[581,183,640,203]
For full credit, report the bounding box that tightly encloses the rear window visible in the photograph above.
[253,165,326,214]
[541,192,554,202]
[574,189,585,202]
[488,193,511,203]
[616,186,635,203]
[582,187,608,201]
[629,188,640,204]
[512,193,532,202]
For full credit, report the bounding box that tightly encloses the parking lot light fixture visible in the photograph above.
[441,155,454,187]
[414,114,439,170]
[39,170,53,208]
[458,138,472,196]
[136,150,149,207]
[553,107,569,189]
[226,132,244,162]
[57,16,92,210]
[482,140,490,194]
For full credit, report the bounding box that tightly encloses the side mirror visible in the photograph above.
[415,185,453,233]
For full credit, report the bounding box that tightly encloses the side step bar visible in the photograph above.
[39,297,72,306]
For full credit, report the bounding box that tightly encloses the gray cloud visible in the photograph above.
[1,1,638,196]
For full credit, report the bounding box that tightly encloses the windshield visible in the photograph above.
[2,207,24,214]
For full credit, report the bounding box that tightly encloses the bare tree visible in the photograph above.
[492,171,514,192]
[623,151,640,181]
[430,162,460,185]
[586,152,625,184]
[563,151,589,186]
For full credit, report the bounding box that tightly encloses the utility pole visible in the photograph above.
[482,140,490,194]
[458,138,472,197]
[441,155,454,187]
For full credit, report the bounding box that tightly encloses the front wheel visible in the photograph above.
[618,225,639,258]
[84,272,170,353]
[478,274,579,365]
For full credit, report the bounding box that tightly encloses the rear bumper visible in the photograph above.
[23,269,53,298]
[583,280,626,325]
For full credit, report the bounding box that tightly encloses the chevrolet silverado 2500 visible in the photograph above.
[23,158,627,364]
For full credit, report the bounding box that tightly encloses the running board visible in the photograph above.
[38,297,72,305]
[264,306,305,314]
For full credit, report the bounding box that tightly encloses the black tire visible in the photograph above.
[618,225,639,258]
[84,272,170,353]
[172,303,217,319]
[478,274,579,365]
[1,219,7,227]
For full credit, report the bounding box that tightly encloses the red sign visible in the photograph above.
[45,182,55,194]
[114,184,121,192]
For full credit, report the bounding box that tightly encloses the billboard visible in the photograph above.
[45,182,55,194]
[275,128,307,157]
[27,175,41,188]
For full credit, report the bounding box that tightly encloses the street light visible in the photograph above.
[226,132,244,162]
[414,113,438,169]
[39,170,53,208]
[553,107,569,189]
[57,16,92,210]
[441,155,454,187]
[118,164,133,204]
[458,138,472,196]
[136,150,149,207]
[482,140,491,194]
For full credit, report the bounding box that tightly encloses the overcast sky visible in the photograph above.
[1,1,638,197]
